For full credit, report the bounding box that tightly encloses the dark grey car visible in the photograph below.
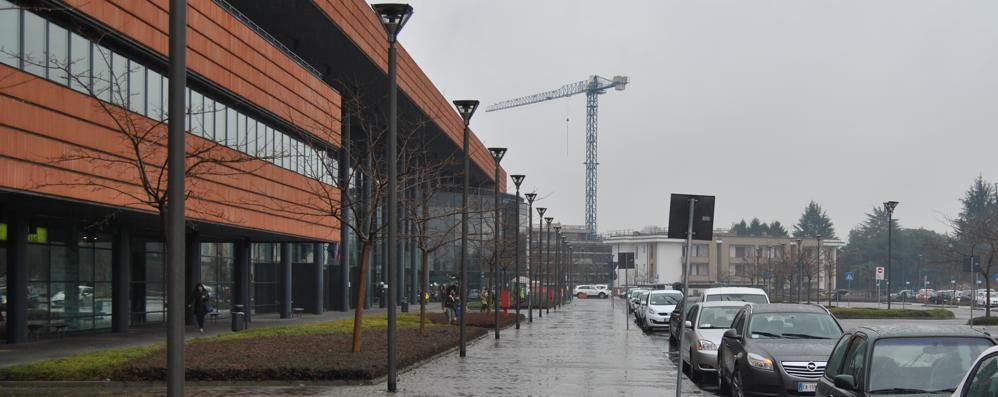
[816,324,995,397]
[718,304,843,396]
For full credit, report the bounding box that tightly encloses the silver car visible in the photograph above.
[679,301,749,384]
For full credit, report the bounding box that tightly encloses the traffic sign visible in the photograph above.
[845,272,854,281]
[875,267,885,281]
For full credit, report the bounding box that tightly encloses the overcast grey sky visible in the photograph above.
[392,0,998,238]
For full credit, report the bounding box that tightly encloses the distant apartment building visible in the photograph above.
[604,229,843,299]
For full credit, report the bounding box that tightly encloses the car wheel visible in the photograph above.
[599,292,607,299]
[730,368,745,397]
[576,292,584,298]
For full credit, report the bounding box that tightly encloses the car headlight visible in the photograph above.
[695,339,717,351]
[747,352,774,371]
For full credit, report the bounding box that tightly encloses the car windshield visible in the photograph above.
[748,312,841,339]
[869,337,994,393]
[706,293,768,304]
[697,307,741,329]
[649,293,680,305]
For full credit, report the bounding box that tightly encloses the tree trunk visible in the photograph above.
[351,242,373,353]
[420,249,429,336]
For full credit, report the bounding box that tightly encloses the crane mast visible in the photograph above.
[486,75,628,240]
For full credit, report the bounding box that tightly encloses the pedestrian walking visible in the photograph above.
[445,285,459,325]
[480,288,490,313]
[188,283,211,333]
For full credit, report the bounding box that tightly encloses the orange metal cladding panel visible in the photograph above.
[315,0,507,192]
[65,0,341,147]
[0,69,339,242]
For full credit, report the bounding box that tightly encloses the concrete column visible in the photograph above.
[6,215,28,344]
[234,239,251,323]
[280,242,291,319]
[111,227,131,333]
[313,242,324,315]
[338,239,350,312]
[338,109,352,312]
[184,229,200,326]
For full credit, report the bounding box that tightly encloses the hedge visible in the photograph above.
[829,307,954,319]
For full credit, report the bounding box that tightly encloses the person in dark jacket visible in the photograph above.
[189,283,210,333]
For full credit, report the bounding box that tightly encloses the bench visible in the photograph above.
[292,307,305,318]
[209,311,221,324]
[27,324,44,340]
[50,323,67,338]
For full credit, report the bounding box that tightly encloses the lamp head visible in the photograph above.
[525,192,537,204]
[537,207,547,217]
[511,174,525,189]
[452,100,479,124]
[545,217,553,225]
[884,200,899,212]
[488,147,507,164]
[371,3,413,42]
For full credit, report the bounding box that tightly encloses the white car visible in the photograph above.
[573,284,610,299]
[701,287,770,304]
[641,290,683,332]
[975,291,998,307]
[952,345,998,396]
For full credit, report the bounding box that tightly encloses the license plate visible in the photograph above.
[797,382,817,393]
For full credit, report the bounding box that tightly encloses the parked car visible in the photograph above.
[468,289,481,300]
[916,288,937,303]
[669,295,702,345]
[890,289,915,301]
[640,290,682,332]
[633,290,653,323]
[629,288,649,313]
[573,284,610,299]
[679,301,748,383]
[718,303,843,396]
[975,291,998,307]
[951,345,998,396]
[702,287,770,304]
[815,324,995,396]
[931,290,957,305]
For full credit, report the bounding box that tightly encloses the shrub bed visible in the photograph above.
[830,307,954,319]
[113,326,487,381]
[968,316,998,325]
[0,312,494,381]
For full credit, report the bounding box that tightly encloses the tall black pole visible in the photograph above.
[339,110,352,312]
[545,217,553,315]
[453,100,478,357]
[488,148,505,340]
[554,227,561,311]
[511,176,525,329]
[525,194,536,323]
[373,4,414,390]
[536,208,547,319]
[675,197,697,397]
[166,0,187,395]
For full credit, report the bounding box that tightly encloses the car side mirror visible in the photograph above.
[833,374,856,390]
[723,329,740,340]
[684,321,692,328]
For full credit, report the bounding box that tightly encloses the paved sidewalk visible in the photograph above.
[0,307,387,368]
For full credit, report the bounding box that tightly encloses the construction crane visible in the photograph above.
[486,75,629,240]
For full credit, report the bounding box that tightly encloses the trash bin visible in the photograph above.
[231,304,246,332]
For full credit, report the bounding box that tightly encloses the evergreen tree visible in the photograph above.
[731,219,749,236]
[793,201,836,238]
[768,221,789,237]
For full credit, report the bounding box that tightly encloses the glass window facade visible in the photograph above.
[251,243,281,314]
[1,4,338,182]
[201,243,234,314]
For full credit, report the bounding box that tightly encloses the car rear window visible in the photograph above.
[706,293,768,304]
[869,337,994,393]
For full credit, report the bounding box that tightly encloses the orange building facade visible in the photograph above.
[0,0,503,344]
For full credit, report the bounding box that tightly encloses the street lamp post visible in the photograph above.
[554,226,561,311]
[816,234,823,305]
[545,217,554,314]
[372,3,413,390]
[535,207,547,318]
[525,194,537,322]
[452,99,479,357]
[488,147,506,340]
[165,1,187,394]
[795,238,803,303]
[511,175,525,329]
[884,200,899,310]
